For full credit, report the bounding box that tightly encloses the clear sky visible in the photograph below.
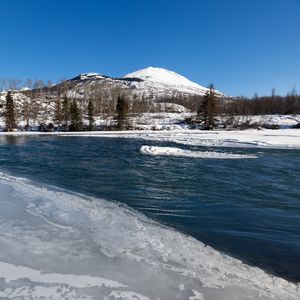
[0,0,299,97]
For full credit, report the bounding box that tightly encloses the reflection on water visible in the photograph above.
[0,135,33,145]
[0,135,299,282]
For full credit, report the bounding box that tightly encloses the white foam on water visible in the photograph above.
[140,145,257,159]
[0,171,299,300]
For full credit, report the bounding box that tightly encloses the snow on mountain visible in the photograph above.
[20,86,31,91]
[72,72,106,81]
[125,67,207,91]
[124,66,210,96]
[65,67,217,103]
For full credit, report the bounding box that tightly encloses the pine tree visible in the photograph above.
[5,91,16,131]
[53,97,63,129]
[87,99,95,131]
[115,95,128,130]
[62,95,70,130]
[197,84,217,129]
[69,99,82,131]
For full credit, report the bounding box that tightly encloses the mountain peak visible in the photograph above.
[123,67,208,93]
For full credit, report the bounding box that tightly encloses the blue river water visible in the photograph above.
[0,135,299,282]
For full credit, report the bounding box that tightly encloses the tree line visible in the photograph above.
[1,78,299,131]
[173,86,300,130]
[221,92,300,115]
[161,89,300,116]
[3,91,129,132]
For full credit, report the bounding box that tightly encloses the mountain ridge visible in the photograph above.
[67,66,219,97]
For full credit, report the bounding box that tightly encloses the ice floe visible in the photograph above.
[140,145,258,159]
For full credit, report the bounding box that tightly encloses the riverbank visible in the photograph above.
[1,128,300,149]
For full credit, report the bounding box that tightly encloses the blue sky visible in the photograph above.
[0,0,299,97]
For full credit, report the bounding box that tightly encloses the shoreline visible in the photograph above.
[0,170,299,299]
[1,128,300,149]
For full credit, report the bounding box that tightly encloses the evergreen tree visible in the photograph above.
[53,97,63,129]
[115,95,128,130]
[5,91,16,131]
[87,99,95,131]
[69,99,82,131]
[62,95,70,130]
[197,84,217,129]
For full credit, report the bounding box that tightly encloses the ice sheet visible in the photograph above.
[0,171,299,299]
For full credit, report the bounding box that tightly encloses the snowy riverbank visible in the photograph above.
[1,128,300,149]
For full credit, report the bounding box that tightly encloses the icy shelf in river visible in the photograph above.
[140,145,258,159]
[0,171,299,300]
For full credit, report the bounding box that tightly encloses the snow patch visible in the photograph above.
[107,290,152,300]
[0,285,87,300]
[0,261,125,288]
[189,290,205,300]
[78,73,105,80]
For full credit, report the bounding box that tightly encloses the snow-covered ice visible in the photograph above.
[44,128,300,149]
[147,129,300,149]
[140,146,258,159]
[1,128,300,149]
[0,171,299,299]
[135,129,300,149]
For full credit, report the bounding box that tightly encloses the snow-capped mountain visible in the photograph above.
[67,67,220,100]
[123,67,210,96]
[0,67,225,129]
